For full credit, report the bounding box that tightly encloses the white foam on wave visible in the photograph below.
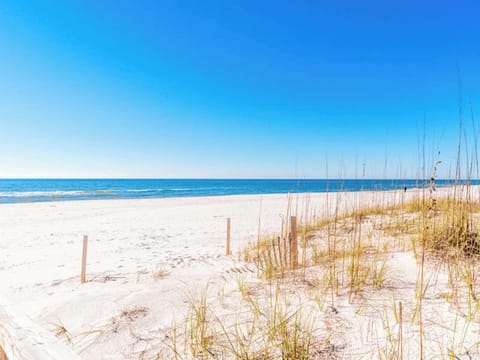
[0,191,89,198]
[125,188,193,192]
[0,187,215,200]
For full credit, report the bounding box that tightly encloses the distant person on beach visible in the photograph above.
[404,186,407,192]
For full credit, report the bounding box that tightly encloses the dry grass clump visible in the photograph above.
[427,219,480,258]
[120,305,148,321]
[243,236,290,280]
[244,200,401,297]
[424,206,480,259]
[152,269,171,280]
[185,288,218,358]
[53,320,72,343]
[178,284,330,360]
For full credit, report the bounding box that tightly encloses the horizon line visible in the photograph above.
[0,177,476,181]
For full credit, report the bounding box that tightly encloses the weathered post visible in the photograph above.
[0,346,7,360]
[226,218,231,256]
[290,216,298,269]
[81,235,88,284]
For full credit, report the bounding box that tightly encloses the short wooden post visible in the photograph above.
[290,216,298,269]
[0,346,8,360]
[226,218,231,256]
[81,235,88,284]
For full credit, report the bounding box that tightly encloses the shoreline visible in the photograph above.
[0,185,427,207]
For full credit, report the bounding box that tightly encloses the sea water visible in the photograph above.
[0,178,472,204]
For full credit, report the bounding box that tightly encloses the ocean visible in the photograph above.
[0,179,473,204]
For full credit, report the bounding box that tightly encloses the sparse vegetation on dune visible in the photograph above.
[43,183,480,359]
[158,181,480,359]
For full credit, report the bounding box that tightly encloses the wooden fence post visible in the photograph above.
[0,346,7,360]
[81,235,88,284]
[290,216,298,269]
[226,218,231,256]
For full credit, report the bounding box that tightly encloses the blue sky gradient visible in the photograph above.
[0,1,479,178]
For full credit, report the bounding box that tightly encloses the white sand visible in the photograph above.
[0,188,475,358]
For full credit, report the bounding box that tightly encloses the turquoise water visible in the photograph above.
[0,179,473,204]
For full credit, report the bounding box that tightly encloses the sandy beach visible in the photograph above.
[2,1,479,358]
[1,188,479,359]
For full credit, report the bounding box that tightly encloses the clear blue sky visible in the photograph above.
[0,1,479,178]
